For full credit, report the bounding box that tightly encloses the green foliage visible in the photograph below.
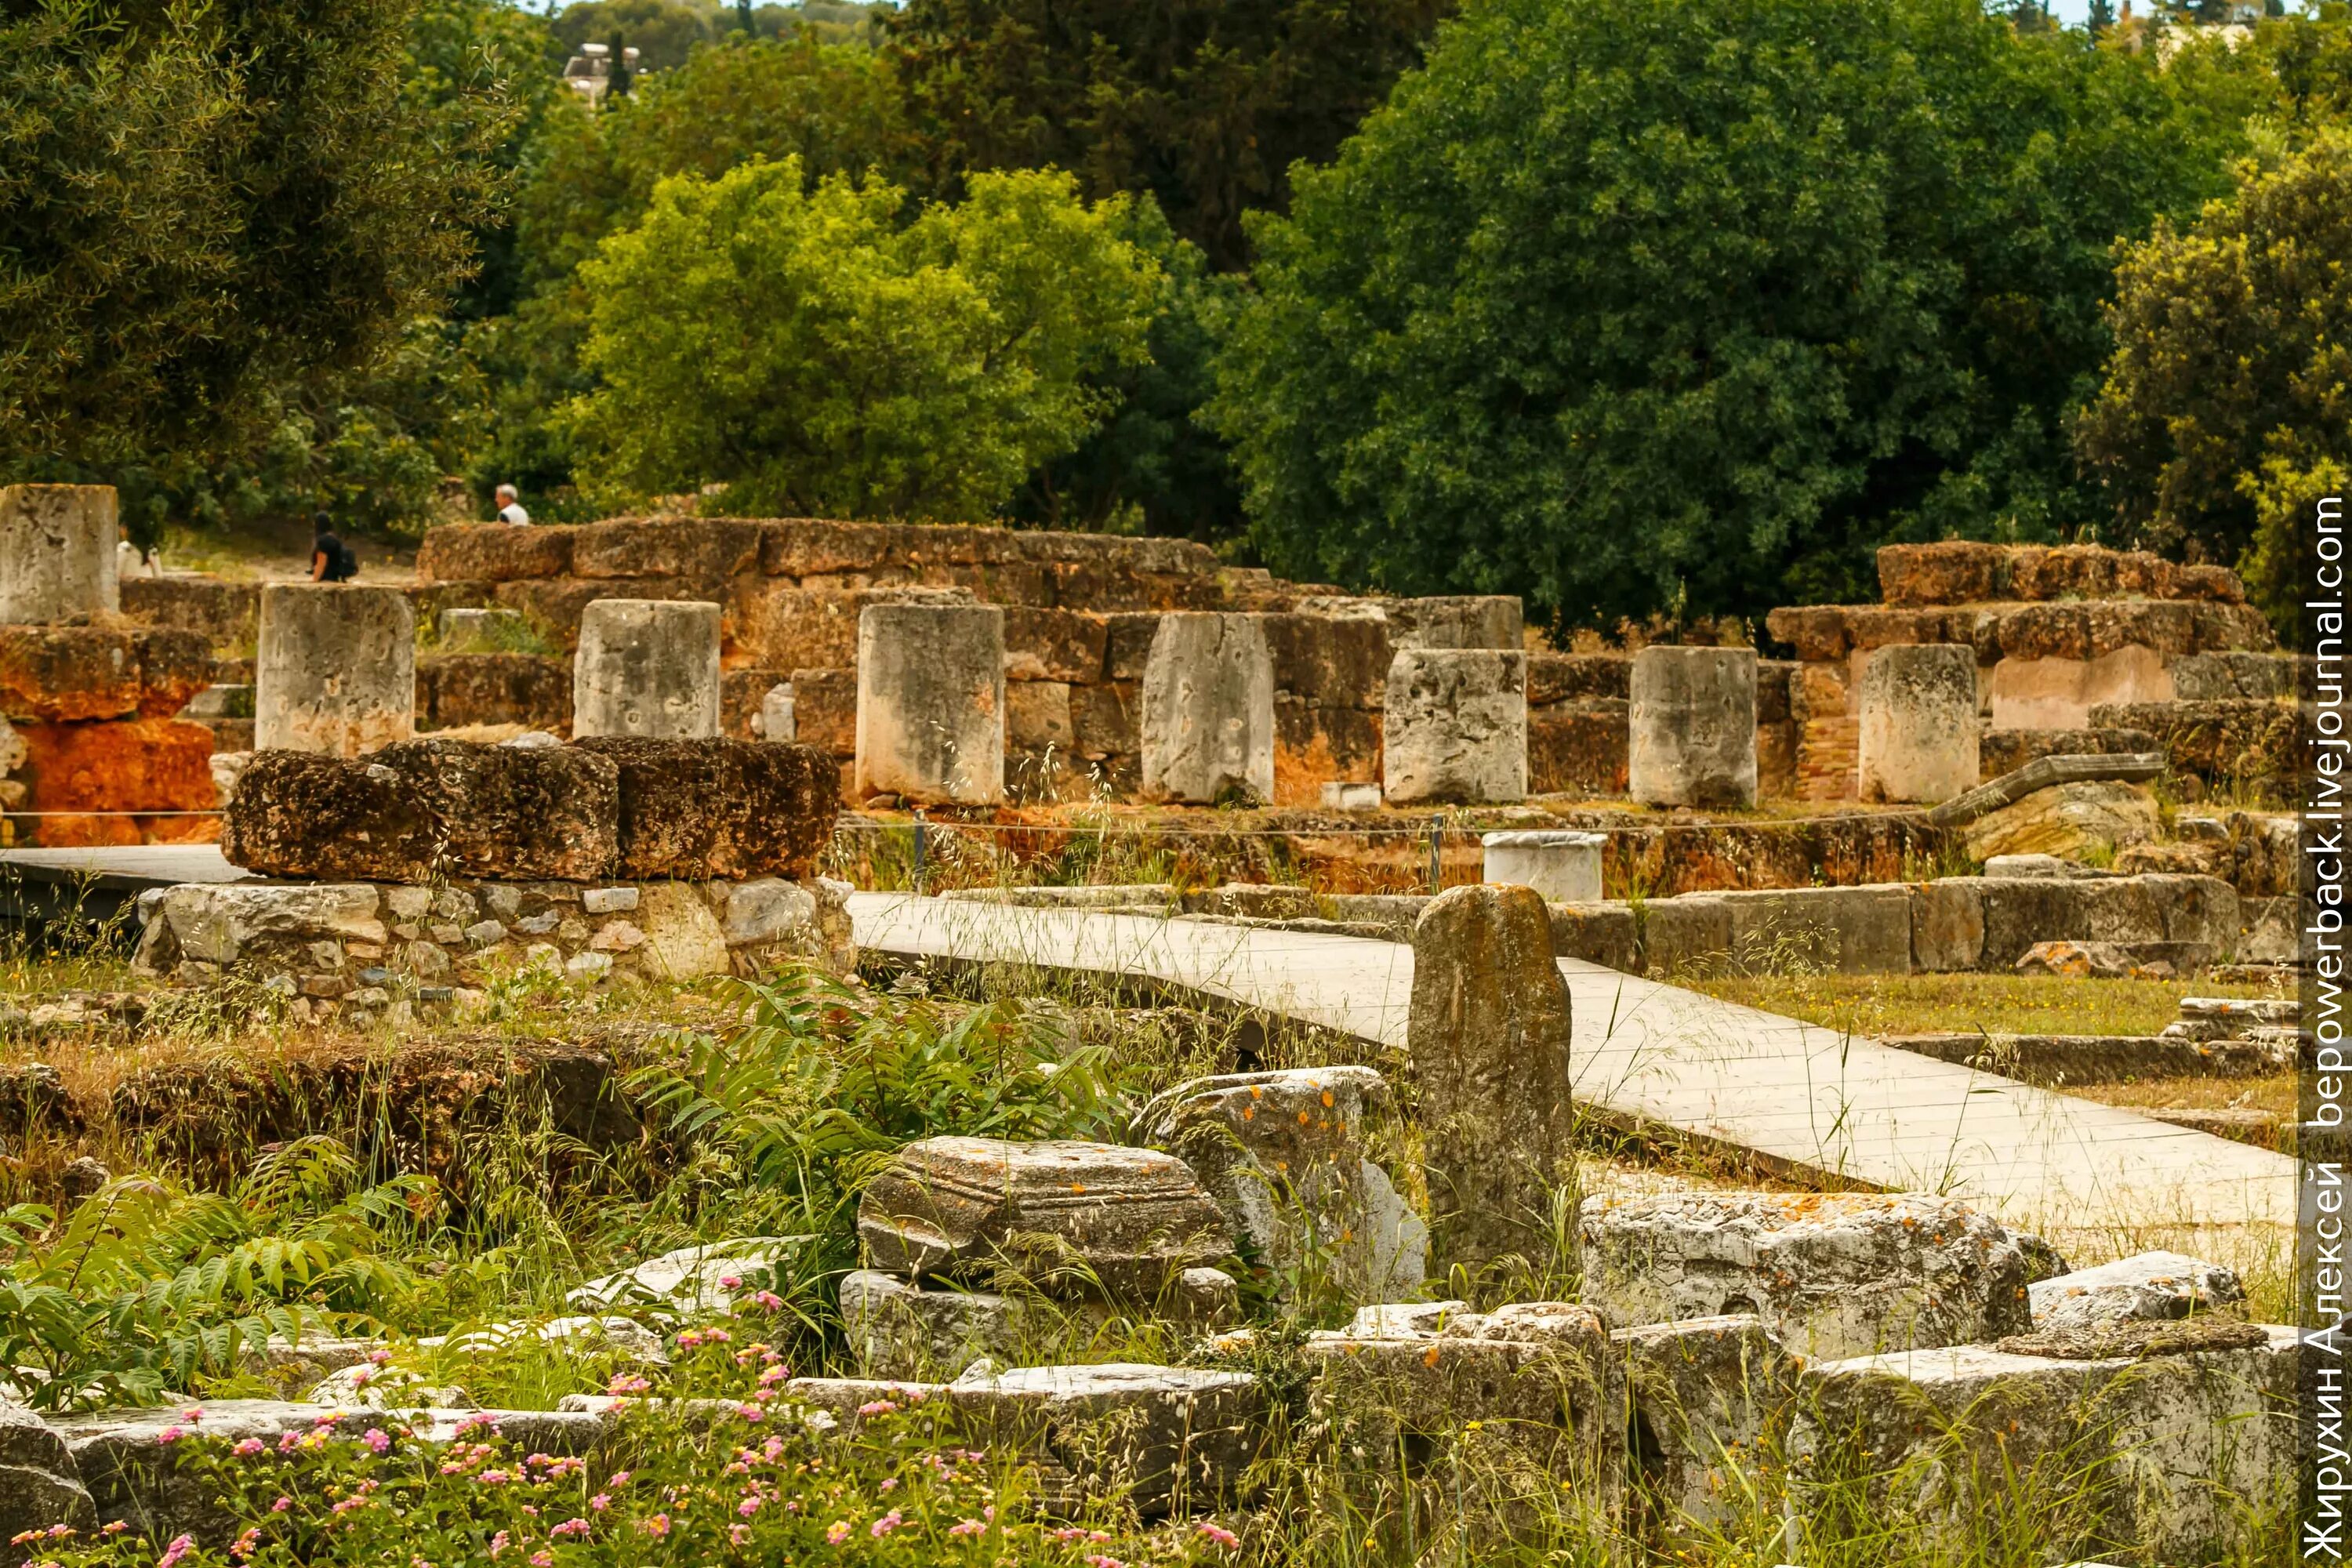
[1209,0,2262,630]
[2078,128,2352,637]
[564,160,1164,518]
[0,1138,422,1412]
[886,0,1450,270]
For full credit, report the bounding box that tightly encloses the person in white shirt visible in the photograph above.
[495,484,530,525]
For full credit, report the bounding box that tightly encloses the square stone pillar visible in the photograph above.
[1141,612,1274,805]
[0,485,118,624]
[758,681,797,742]
[855,603,1004,804]
[1858,643,1979,804]
[572,599,722,740]
[255,584,416,757]
[1482,829,1604,902]
[1629,646,1758,808]
[1384,648,1527,804]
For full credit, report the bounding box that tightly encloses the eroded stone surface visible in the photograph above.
[1141,612,1275,805]
[1857,643,1978,805]
[0,1396,96,1548]
[568,1239,800,1319]
[1613,1316,1795,1541]
[1962,779,2161,862]
[855,602,1005,804]
[572,598,721,740]
[255,584,416,757]
[839,1269,1031,1380]
[2028,1250,2245,1331]
[857,1137,1232,1301]
[1580,1192,2034,1361]
[0,485,118,623]
[574,736,839,880]
[1383,648,1527,805]
[1630,647,1757,808]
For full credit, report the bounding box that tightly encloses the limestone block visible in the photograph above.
[572,599,720,740]
[418,652,571,733]
[571,517,761,580]
[1580,1191,2034,1361]
[1611,1316,1796,1541]
[1787,1325,2297,1565]
[146,884,385,968]
[2029,1250,2245,1331]
[1528,700,1630,796]
[1140,612,1274,805]
[758,682,795,742]
[1629,647,1758,808]
[840,1269,1032,1380]
[0,1396,96,1547]
[1962,779,2161,861]
[1909,878,1985,971]
[1546,900,1640,971]
[1857,643,1978,804]
[0,485,118,624]
[1408,884,1577,1274]
[417,523,573,583]
[1635,895,1733,977]
[573,736,840,880]
[1711,884,1913,975]
[255,584,415,757]
[567,1239,800,1319]
[18,716,216,823]
[857,1136,1232,1301]
[630,882,730,979]
[1385,595,1523,650]
[1347,1301,1474,1338]
[1384,649,1527,804]
[959,1362,1266,1515]
[1483,830,1603,902]
[436,607,524,645]
[0,626,210,722]
[720,877,818,946]
[855,602,1005,804]
[1135,1066,1425,1301]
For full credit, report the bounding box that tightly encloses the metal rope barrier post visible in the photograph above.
[912,808,927,895]
[1427,815,1443,894]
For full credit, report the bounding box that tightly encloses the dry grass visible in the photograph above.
[1682,970,2282,1039]
[2073,1072,2296,1116]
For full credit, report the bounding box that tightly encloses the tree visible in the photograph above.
[884,0,1449,270]
[563,160,1165,519]
[1209,0,2259,630]
[2077,129,2352,636]
[0,0,506,541]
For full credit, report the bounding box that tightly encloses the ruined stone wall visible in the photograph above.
[1767,543,2285,802]
[1525,652,1798,799]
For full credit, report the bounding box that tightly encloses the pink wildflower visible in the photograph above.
[825,1521,851,1545]
[532,1555,553,1567]
[719,1275,742,1289]
[488,1530,510,1558]
[731,1526,751,1546]
[157,1535,195,1568]
[362,1428,391,1455]
[869,1510,903,1539]
[230,1526,262,1562]
[233,1438,267,1457]
[154,1426,183,1445]
[271,1497,292,1514]
[550,1519,590,1539]
[590,1494,612,1512]
[1197,1523,1241,1550]
[948,1519,987,1537]
[856,1399,896,1417]
[639,1513,671,1538]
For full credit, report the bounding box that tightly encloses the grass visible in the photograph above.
[1681,970,2282,1038]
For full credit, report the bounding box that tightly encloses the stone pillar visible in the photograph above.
[1407,884,1577,1280]
[1384,648,1527,804]
[1482,829,1604,902]
[1629,646,1758,808]
[572,599,721,740]
[855,603,1004,804]
[759,682,796,743]
[255,584,416,757]
[1857,643,1979,804]
[0,485,118,624]
[1140,612,1274,805]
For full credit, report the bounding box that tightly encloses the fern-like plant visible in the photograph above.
[0,1138,423,1410]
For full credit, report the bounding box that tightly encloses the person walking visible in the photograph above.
[310,511,359,583]
[495,484,531,525]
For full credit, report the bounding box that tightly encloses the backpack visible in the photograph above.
[321,535,358,581]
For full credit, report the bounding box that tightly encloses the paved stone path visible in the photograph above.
[849,891,2295,1234]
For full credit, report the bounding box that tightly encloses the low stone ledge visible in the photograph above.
[1880,1032,2288,1083]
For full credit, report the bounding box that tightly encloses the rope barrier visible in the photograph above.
[826,818,1526,840]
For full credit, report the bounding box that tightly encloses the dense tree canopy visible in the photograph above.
[1210,0,2289,627]
[885,0,1450,269]
[564,162,1164,519]
[2078,128,2352,631]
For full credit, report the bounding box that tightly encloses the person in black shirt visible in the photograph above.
[310,511,358,583]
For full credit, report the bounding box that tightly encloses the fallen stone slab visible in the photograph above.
[1134,1065,1425,1301]
[1787,1323,2297,1565]
[567,1238,802,1319]
[857,1137,1232,1301]
[1926,752,2165,829]
[966,1362,1265,1515]
[1961,779,2161,862]
[2164,995,2299,1040]
[2029,1250,2245,1331]
[1878,1032,2288,1083]
[1345,1300,1474,1338]
[2013,938,2203,979]
[839,1269,1034,1380]
[1581,1192,2037,1362]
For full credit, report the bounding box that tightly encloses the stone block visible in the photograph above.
[419,653,572,733]
[1711,884,1913,975]
[2029,1250,2245,1331]
[1630,647,1758,808]
[1612,1316,1796,1541]
[855,602,1005,804]
[1909,878,1985,971]
[1104,612,1163,679]
[0,484,118,623]
[1581,1192,2034,1361]
[1526,652,1631,705]
[1273,697,1381,805]
[570,517,760,579]
[1071,680,1139,760]
[2169,651,2299,701]
[1483,830,1603,902]
[1637,895,1733,976]
[1135,1066,1425,1301]
[1787,1326,2296,1566]
[0,1396,96,1547]
[857,1136,1232,1301]
[19,717,216,815]
[1409,884,1577,1274]
[573,736,839,880]
[1141,612,1274,806]
[1007,680,1075,754]
[1857,643,1978,804]
[2089,698,2303,797]
[1977,726,2161,780]
[1547,901,1639,971]
[1386,595,1523,650]
[737,582,971,671]
[1876,540,2009,606]
[840,1269,1032,1379]
[1003,606,1110,683]
[1962,779,2161,861]
[756,681,796,742]
[145,883,385,967]
[1384,648,1527,804]
[1529,700,1630,795]
[417,523,574,583]
[121,576,260,651]
[1263,609,1390,709]
[256,584,416,757]
[959,1362,1265,1515]
[0,626,204,722]
[630,880,731,978]
[572,599,721,740]
[789,667,857,754]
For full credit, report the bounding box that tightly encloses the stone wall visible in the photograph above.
[1524,652,1798,798]
[1767,543,2284,802]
